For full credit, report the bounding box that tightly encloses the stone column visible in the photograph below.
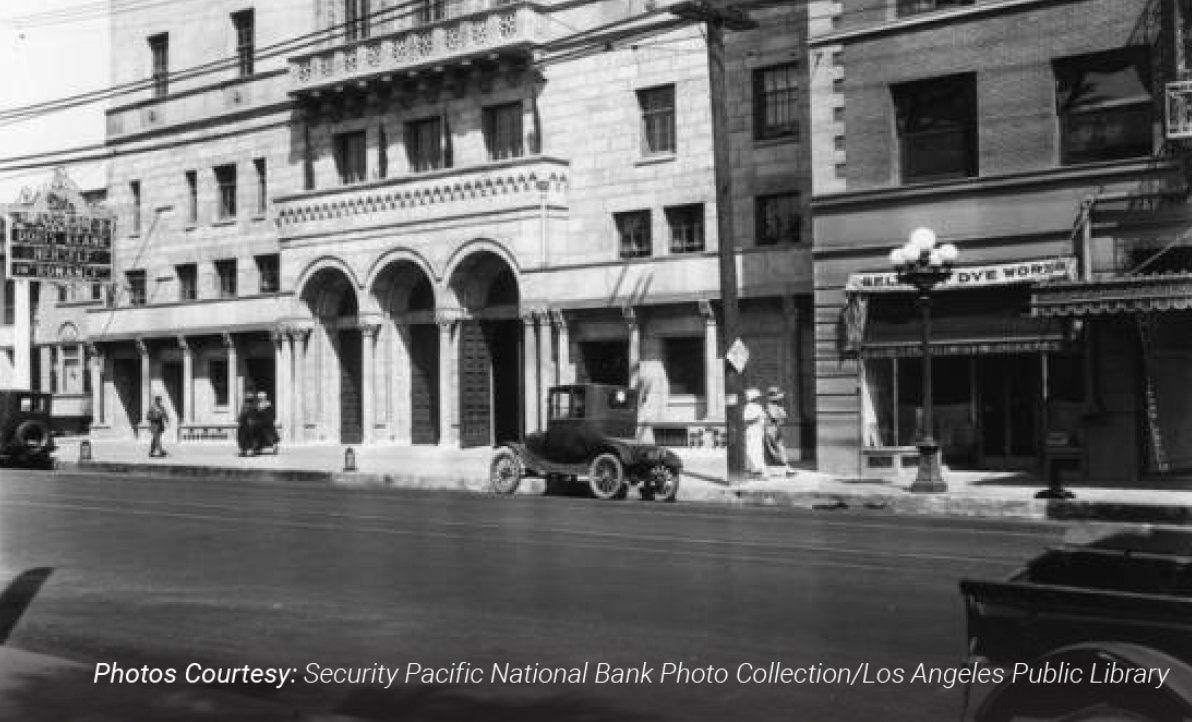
[537,310,552,425]
[522,313,539,433]
[178,336,194,424]
[700,300,723,420]
[360,323,380,445]
[624,306,640,389]
[552,310,571,385]
[54,346,65,393]
[40,346,53,393]
[437,318,457,447]
[136,338,151,423]
[291,328,310,442]
[222,333,238,416]
[88,344,104,426]
[272,328,290,441]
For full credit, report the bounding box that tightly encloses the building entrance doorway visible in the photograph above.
[338,329,363,444]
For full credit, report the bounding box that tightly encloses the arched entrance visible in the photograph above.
[448,251,522,448]
[300,267,362,444]
[373,260,439,445]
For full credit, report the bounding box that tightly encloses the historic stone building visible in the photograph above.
[89,0,810,452]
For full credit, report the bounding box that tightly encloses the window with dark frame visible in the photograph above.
[176,263,197,301]
[333,131,367,184]
[210,359,229,407]
[57,285,68,304]
[756,192,801,245]
[130,180,142,234]
[663,337,705,395]
[149,33,169,97]
[1055,47,1154,166]
[896,0,973,16]
[232,9,254,77]
[406,117,444,172]
[892,73,977,183]
[126,270,147,306]
[638,85,676,155]
[344,0,371,41]
[3,281,13,325]
[185,170,197,224]
[666,204,704,254]
[253,158,267,215]
[754,63,798,141]
[214,164,237,219]
[215,259,237,298]
[615,210,652,259]
[256,254,280,293]
[483,102,524,161]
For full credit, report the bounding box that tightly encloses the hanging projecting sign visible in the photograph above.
[3,169,114,282]
[845,257,1075,293]
[726,338,749,373]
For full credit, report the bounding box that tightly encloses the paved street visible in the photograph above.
[0,466,1065,721]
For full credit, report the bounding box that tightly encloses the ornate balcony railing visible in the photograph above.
[289,2,547,95]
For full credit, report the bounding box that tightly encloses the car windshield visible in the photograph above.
[549,389,585,420]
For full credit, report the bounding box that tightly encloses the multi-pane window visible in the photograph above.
[176,263,197,301]
[419,0,446,24]
[406,117,444,172]
[755,63,798,141]
[638,85,676,155]
[126,270,146,306]
[615,210,652,259]
[1055,48,1153,165]
[130,180,142,234]
[149,33,169,97]
[185,170,198,224]
[666,204,705,254]
[483,102,523,161]
[215,259,237,298]
[757,192,801,245]
[892,73,977,183]
[256,254,280,293]
[214,164,237,219]
[344,0,371,41]
[232,9,254,77]
[897,0,973,15]
[334,131,367,184]
[663,337,705,395]
[253,157,267,214]
[210,359,229,407]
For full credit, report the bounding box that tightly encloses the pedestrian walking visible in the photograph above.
[764,386,795,475]
[236,394,258,457]
[742,388,766,477]
[254,391,278,454]
[146,396,169,457]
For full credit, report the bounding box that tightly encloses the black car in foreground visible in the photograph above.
[0,391,56,468]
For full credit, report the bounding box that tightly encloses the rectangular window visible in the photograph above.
[897,0,973,15]
[126,270,147,306]
[232,9,254,77]
[91,283,102,302]
[406,117,444,172]
[253,157,267,215]
[333,131,367,184]
[663,337,705,395]
[757,192,801,245]
[214,164,237,219]
[176,263,197,301]
[256,254,280,293]
[149,33,169,97]
[1055,47,1153,165]
[615,210,652,259]
[755,63,798,141]
[185,170,198,224]
[666,204,704,254]
[893,73,977,183]
[130,180,142,234]
[419,0,445,24]
[210,359,229,407]
[344,0,371,41]
[638,85,676,155]
[57,284,68,304]
[215,259,237,298]
[483,102,523,161]
[3,281,13,325]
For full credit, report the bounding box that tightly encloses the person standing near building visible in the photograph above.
[236,394,258,457]
[764,386,795,475]
[146,396,169,458]
[743,388,767,477]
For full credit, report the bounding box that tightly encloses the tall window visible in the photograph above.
[215,259,237,298]
[176,263,197,301]
[615,210,652,259]
[334,131,367,184]
[130,180,142,234]
[185,170,198,224]
[666,204,705,254]
[419,0,446,24]
[663,337,705,395]
[638,85,676,155]
[126,270,147,306]
[256,254,279,293]
[755,63,798,141]
[210,359,229,407]
[483,102,523,161]
[253,158,268,215]
[232,9,255,77]
[1055,47,1153,165]
[892,73,977,183]
[897,0,973,16]
[757,192,801,245]
[149,33,169,97]
[344,0,371,41]
[214,164,237,219]
[406,117,444,172]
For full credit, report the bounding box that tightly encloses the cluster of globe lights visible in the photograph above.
[889,227,959,273]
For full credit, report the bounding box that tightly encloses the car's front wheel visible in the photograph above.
[489,448,523,495]
[14,420,52,454]
[588,453,625,500]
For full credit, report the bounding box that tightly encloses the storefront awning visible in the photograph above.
[1031,274,1192,316]
[862,314,1068,358]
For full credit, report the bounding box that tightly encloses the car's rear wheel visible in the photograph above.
[649,465,680,502]
[588,453,625,500]
[489,449,522,495]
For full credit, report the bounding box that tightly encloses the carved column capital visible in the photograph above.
[621,305,637,328]
[135,337,149,356]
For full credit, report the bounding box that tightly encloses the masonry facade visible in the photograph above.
[88,0,811,453]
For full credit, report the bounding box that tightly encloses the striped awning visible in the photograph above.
[1031,274,1192,316]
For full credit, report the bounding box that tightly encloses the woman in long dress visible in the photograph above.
[743,388,767,476]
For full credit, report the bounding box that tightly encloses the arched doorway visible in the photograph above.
[300,267,362,444]
[373,260,439,445]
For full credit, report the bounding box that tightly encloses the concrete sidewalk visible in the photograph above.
[50,437,1192,522]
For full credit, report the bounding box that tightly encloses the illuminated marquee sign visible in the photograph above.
[3,168,114,282]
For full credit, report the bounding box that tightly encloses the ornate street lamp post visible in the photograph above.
[889,228,959,493]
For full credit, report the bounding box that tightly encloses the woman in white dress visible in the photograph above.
[743,388,766,477]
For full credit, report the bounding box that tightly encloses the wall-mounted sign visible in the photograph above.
[3,168,113,282]
[845,257,1075,293]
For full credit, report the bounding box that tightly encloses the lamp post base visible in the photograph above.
[910,440,947,493]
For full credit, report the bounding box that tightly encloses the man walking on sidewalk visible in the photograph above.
[147,396,169,458]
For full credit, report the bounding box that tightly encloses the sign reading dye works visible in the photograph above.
[845,257,1075,293]
[3,169,113,282]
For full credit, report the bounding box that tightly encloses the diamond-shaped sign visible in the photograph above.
[726,338,749,374]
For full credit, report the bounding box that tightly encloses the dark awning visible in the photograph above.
[862,314,1067,358]
[1031,274,1192,316]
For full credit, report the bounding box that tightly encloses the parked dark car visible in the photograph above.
[489,384,682,501]
[0,391,56,468]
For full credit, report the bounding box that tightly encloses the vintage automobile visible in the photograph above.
[0,391,56,468]
[489,384,682,501]
[959,524,1192,721]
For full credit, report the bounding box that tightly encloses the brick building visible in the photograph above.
[809,0,1192,481]
[87,0,811,452]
